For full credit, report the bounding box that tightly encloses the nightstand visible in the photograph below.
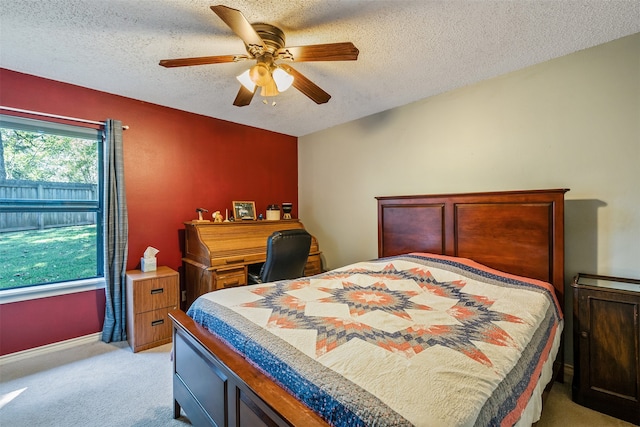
[126,266,179,352]
[572,273,640,424]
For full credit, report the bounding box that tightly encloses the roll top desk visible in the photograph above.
[182,219,322,308]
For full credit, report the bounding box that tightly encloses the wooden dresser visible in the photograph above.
[572,273,640,424]
[126,266,179,352]
[182,219,322,308]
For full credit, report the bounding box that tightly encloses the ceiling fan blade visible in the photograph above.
[233,85,256,107]
[276,42,359,62]
[279,64,331,104]
[159,54,249,68]
[211,5,264,53]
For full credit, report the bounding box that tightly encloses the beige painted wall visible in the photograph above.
[298,33,639,357]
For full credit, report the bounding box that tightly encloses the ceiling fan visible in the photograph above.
[159,5,359,106]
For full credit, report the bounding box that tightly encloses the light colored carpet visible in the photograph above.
[537,379,635,427]
[0,339,635,426]
[0,340,190,426]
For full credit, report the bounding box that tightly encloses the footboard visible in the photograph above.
[169,310,328,427]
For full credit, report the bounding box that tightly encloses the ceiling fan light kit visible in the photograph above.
[159,5,359,107]
[236,61,294,95]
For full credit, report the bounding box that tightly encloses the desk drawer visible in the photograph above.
[305,256,322,276]
[216,267,246,289]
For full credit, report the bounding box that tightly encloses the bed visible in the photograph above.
[170,188,568,427]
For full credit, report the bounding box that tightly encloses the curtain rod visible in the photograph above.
[0,106,129,130]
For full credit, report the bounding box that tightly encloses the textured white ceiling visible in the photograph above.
[1,1,638,136]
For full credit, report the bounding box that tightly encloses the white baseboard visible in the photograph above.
[0,332,102,366]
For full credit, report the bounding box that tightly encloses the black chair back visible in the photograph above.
[259,229,312,283]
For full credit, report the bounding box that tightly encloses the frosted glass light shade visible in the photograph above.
[272,67,294,92]
[236,69,256,91]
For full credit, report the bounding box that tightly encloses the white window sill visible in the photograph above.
[0,278,106,304]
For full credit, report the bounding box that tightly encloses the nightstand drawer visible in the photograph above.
[133,307,174,350]
[134,275,179,313]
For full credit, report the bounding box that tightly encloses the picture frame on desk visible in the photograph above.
[232,201,256,220]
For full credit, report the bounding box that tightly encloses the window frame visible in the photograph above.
[0,114,106,302]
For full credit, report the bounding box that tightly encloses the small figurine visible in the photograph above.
[195,207,210,222]
[212,211,223,223]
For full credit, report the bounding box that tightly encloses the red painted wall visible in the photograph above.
[0,68,298,355]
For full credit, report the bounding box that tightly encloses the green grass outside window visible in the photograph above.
[0,225,98,290]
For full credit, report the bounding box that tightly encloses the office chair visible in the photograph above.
[248,229,312,284]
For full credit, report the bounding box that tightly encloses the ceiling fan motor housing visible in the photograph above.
[249,23,286,55]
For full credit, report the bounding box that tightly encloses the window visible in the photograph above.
[0,115,104,295]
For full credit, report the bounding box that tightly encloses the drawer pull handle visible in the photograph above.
[150,288,164,294]
[225,258,244,264]
[151,319,165,327]
[226,280,239,286]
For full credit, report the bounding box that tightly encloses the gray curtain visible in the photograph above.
[101,119,128,343]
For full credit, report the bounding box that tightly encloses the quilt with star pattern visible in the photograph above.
[187,253,563,427]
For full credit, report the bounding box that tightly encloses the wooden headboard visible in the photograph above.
[376,189,569,308]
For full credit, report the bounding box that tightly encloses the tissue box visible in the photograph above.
[141,257,157,272]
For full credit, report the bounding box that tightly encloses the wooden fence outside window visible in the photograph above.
[0,180,97,232]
